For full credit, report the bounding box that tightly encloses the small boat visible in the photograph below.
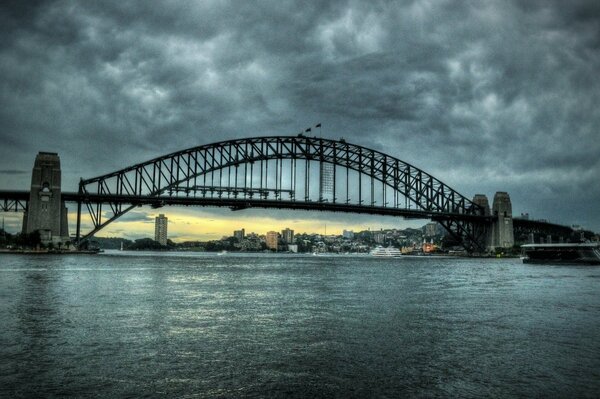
[217,250,228,256]
[370,246,402,258]
[521,243,600,265]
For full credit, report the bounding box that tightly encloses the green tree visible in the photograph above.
[15,231,41,248]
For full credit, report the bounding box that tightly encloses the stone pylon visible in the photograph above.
[490,191,514,250]
[22,152,69,245]
[472,194,492,251]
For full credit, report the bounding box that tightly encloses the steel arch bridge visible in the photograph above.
[75,135,492,251]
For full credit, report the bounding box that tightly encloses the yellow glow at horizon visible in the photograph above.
[62,207,421,241]
[0,207,423,240]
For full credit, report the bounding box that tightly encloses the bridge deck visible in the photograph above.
[0,190,493,222]
[70,192,493,222]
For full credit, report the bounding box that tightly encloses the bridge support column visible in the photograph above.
[25,152,69,246]
[76,200,81,244]
[489,191,514,251]
[472,194,492,252]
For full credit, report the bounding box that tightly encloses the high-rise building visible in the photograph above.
[342,230,354,239]
[281,228,294,244]
[266,231,278,250]
[155,214,168,246]
[424,222,438,237]
[373,232,385,244]
[234,228,245,241]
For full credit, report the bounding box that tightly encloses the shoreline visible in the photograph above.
[0,249,102,255]
[0,248,518,259]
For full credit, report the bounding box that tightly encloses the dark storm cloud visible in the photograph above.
[1,0,599,230]
[117,211,153,223]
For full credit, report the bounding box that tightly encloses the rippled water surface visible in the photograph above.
[1,252,599,398]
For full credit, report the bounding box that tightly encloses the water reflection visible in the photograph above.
[11,260,62,395]
[0,254,599,397]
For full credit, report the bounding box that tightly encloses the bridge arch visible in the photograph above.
[76,135,489,251]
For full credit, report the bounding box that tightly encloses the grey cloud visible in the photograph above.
[116,211,153,223]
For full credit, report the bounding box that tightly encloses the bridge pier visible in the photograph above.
[471,194,492,251]
[471,192,515,252]
[489,191,514,251]
[22,152,70,246]
[76,199,82,244]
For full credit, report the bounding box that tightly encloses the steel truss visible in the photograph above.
[0,190,29,212]
[76,136,492,251]
[513,218,574,243]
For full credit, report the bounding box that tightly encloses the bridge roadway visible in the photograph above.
[0,189,493,222]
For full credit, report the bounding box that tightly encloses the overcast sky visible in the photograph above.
[1,0,599,237]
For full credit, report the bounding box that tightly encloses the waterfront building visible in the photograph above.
[422,241,437,253]
[154,214,168,246]
[234,228,245,241]
[424,222,438,237]
[373,232,385,244]
[282,228,294,244]
[266,231,278,251]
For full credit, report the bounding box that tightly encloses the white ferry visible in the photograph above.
[370,246,402,258]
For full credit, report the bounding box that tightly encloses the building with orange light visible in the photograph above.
[422,242,438,253]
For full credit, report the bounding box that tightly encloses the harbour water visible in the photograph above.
[1,252,599,397]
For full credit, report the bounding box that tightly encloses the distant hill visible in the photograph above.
[92,237,132,250]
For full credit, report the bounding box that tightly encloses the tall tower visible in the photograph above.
[155,214,168,246]
[234,229,245,241]
[266,231,278,251]
[24,152,69,244]
[281,228,294,244]
[490,192,514,249]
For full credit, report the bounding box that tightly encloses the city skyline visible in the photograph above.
[91,208,425,242]
[1,2,599,235]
